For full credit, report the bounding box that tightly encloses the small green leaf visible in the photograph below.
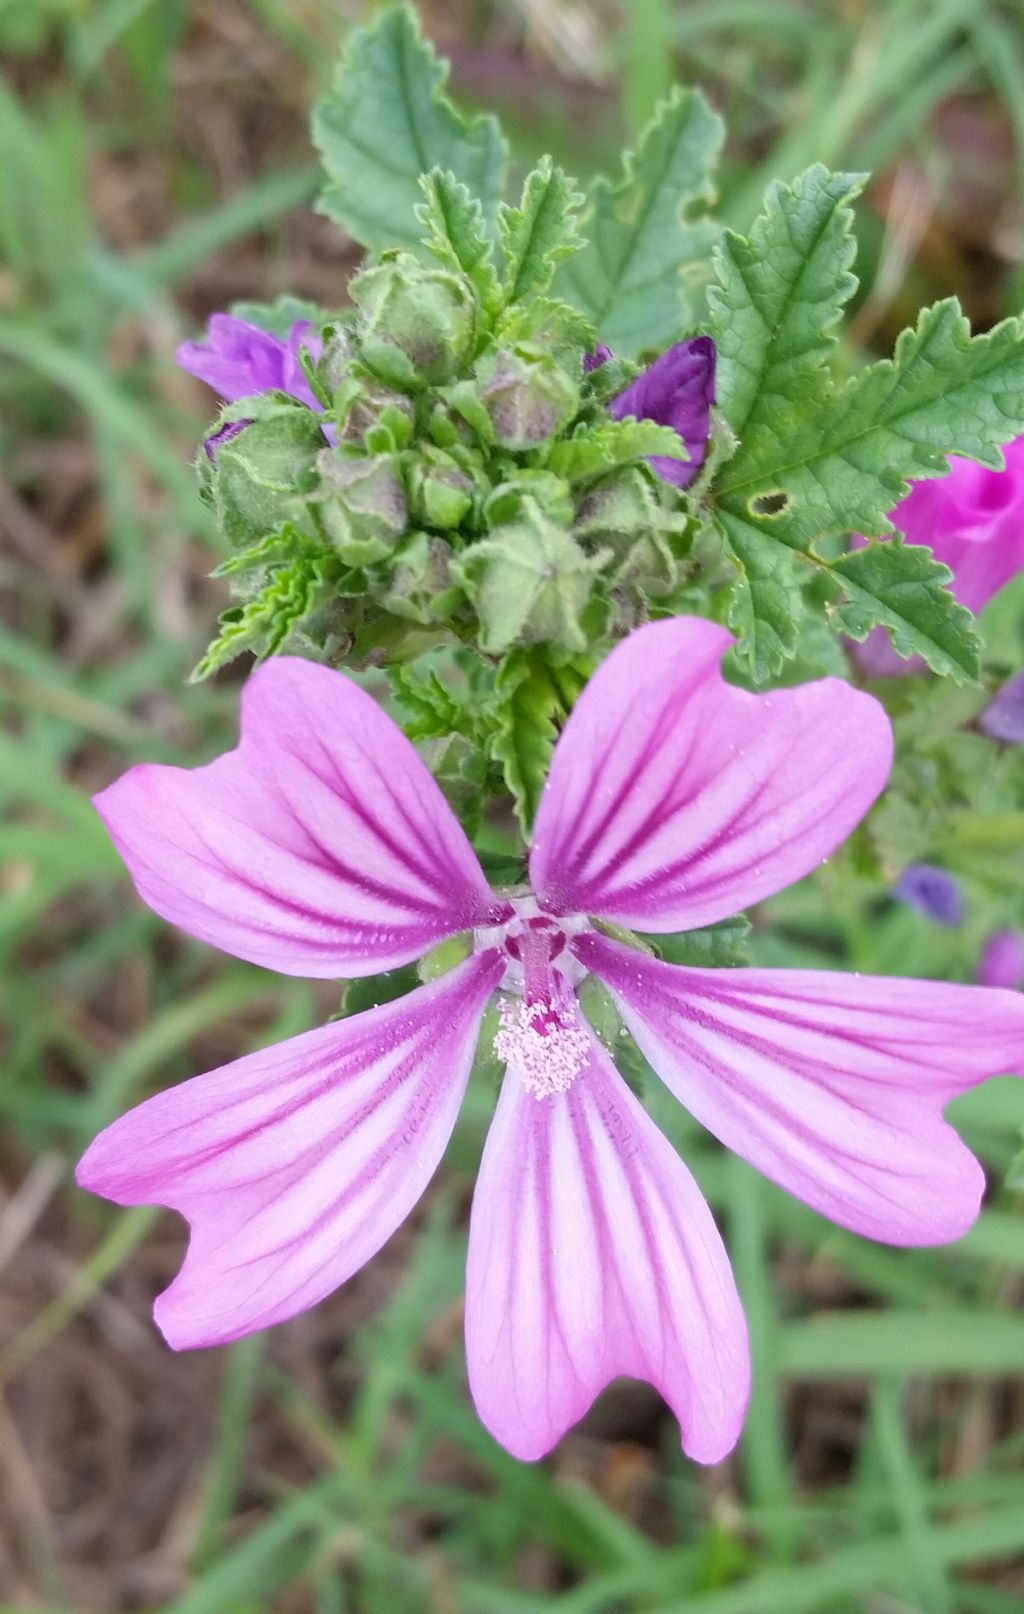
[492,649,562,833]
[497,157,584,306]
[556,87,724,353]
[548,418,685,482]
[831,538,981,682]
[312,4,507,252]
[416,168,501,313]
[390,662,464,739]
[192,555,339,681]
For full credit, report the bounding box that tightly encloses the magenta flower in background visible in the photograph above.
[177,314,323,411]
[979,930,1024,990]
[980,670,1024,744]
[855,436,1024,676]
[77,619,1024,1463]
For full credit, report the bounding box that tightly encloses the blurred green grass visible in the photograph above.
[3,1,1024,1610]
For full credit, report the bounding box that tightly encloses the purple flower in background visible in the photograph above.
[855,437,1024,676]
[893,864,963,927]
[979,931,1024,990]
[979,670,1024,744]
[77,618,1024,1463]
[177,314,323,411]
[607,336,716,488]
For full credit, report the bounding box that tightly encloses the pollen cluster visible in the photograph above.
[493,996,591,1100]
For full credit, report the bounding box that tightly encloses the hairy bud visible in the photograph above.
[351,251,476,388]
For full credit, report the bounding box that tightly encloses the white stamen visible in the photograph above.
[494,996,590,1100]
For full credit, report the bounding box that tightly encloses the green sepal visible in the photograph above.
[336,964,420,1019]
[452,501,608,653]
[316,451,408,564]
[210,397,325,550]
[352,250,477,389]
[378,532,462,624]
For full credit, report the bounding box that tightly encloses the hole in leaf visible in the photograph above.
[748,489,790,518]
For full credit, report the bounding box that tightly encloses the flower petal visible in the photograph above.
[582,933,1024,1245]
[608,336,716,488]
[77,953,502,1347]
[464,1035,749,1463]
[95,658,504,977]
[531,618,893,930]
[177,315,322,411]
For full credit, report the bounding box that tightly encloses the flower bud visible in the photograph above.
[351,251,476,389]
[316,324,354,399]
[317,451,407,564]
[475,346,580,451]
[209,399,325,548]
[574,468,681,593]
[452,499,608,653]
[408,455,475,530]
[381,532,462,624]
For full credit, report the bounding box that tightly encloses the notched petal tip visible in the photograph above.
[89,659,498,977]
[531,616,893,931]
[77,955,501,1350]
[465,1035,750,1465]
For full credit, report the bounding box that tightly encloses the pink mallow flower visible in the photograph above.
[856,436,1024,676]
[177,314,322,412]
[979,931,1024,990]
[77,618,1024,1463]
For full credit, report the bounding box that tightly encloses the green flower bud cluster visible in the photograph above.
[197,241,695,681]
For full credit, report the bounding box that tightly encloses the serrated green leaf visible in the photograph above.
[831,538,981,681]
[555,87,723,353]
[720,523,805,683]
[708,164,865,441]
[213,522,315,577]
[497,157,584,306]
[707,166,1024,679]
[718,299,1024,555]
[548,418,685,482]
[416,169,500,312]
[492,650,561,834]
[312,5,507,252]
[192,556,337,681]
